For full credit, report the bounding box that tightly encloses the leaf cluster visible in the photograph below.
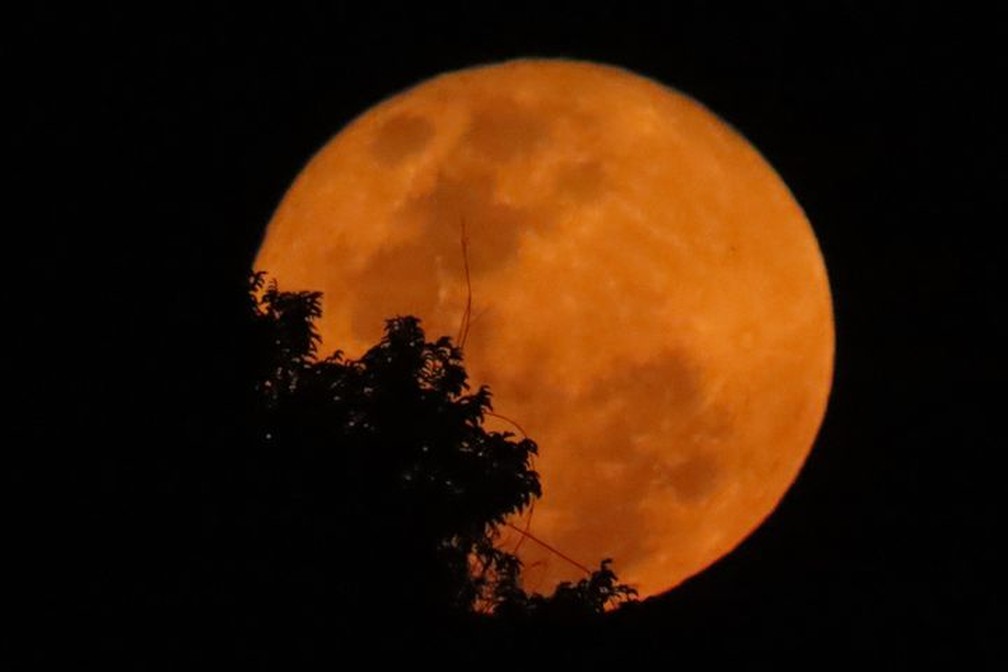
[494,559,639,620]
[246,273,540,612]
[241,272,636,618]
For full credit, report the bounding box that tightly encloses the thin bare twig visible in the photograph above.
[456,215,473,350]
[504,522,592,575]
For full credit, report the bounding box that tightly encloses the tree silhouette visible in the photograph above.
[493,559,639,621]
[233,272,635,627]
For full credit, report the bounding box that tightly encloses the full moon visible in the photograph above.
[255,59,834,599]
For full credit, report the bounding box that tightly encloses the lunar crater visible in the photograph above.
[554,160,607,204]
[397,170,529,279]
[371,113,436,165]
[463,99,553,162]
[587,352,704,414]
[657,451,722,504]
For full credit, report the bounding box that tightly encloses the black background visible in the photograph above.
[7,2,1002,664]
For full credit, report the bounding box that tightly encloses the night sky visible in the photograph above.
[8,3,1001,665]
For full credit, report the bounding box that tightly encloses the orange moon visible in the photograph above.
[255,59,834,599]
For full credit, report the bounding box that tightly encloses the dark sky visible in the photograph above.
[8,3,1002,664]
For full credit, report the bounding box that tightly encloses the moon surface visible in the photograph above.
[255,59,834,599]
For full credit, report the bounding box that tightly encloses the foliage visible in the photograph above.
[494,559,639,620]
[241,271,636,619]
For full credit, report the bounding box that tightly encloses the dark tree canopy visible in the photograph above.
[231,272,635,630]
